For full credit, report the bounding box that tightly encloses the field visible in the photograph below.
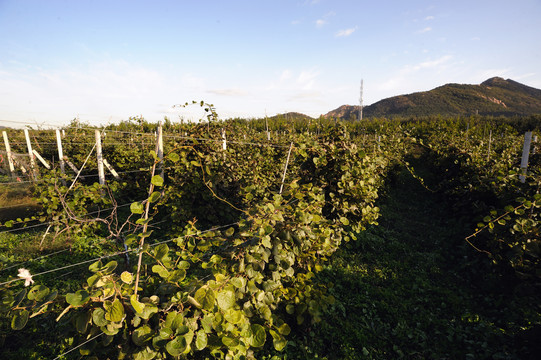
[1,113,540,359]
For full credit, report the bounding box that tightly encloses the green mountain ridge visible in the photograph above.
[324,77,541,120]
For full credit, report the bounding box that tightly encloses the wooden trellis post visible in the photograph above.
[2,131,15,177]
[221,128,227,150]
[56,129,65,175]
[519,131,533,183]
[24,129,37,180]
[95,130,105,185]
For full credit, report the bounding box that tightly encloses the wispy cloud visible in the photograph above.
[416,27,432,34]
[297,68,320,90]
[315,19,327,27]
[425,15,434,20]
[0,59,209,124]
[315,11,335,27]
[378,55,453,92]
[335,27,357,37]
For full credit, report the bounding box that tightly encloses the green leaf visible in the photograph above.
[65,290,90,307]
[178,261,190,270]
[124,234,138,246]
[166,336,187,356]
[151,175,164,187]
[167,152,180,162]
[104,298,125,322]
[102,261,118,274]
[153,244,169,261]
[278,323,291,335]
[230,277,244,289]
[216,290,235,311]
[224,227,235,237]
[27,285,50,302]
[92,308,107,327]
[75,312,91,334]
[152,264,169,278]
[148,191,161,203]
[133,347,157,360]
[250,324,266,347]
[194,287,215,311]
[195,329,208,350]
[130,202,144,214]
[271,329,287,351]
[11,309,29,330]
[167,269,186,282]
[13,289,27,307]
[130,295,145,314]
[340,217,349,226]
[120,271,133,284]
[132,325,153,346]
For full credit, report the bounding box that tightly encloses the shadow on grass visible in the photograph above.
[282,155,541,360]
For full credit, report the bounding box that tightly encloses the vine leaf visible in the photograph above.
[151,175,164,187]
[194,287,215,311]
[250,324,266,347]
[65,290,90,307]
[11,309,29,330]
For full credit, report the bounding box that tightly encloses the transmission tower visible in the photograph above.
[358,79,364,121]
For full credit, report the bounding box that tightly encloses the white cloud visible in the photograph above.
[335,27,357,37]
[279,69,293,82]
[316,19,327,27]
[0,59,209,125]
[417,27,432,34]
[475,68,511,82]
[425,15,434,20]
[297,68,320,90]
[378,55,453,92]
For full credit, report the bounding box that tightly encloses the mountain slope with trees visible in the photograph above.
[325,77,541,120]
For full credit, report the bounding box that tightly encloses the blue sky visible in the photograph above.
[1,0,540,126]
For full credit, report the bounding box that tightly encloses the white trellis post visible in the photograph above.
[32,150,50,169]
[24,129,37,180]
[56,129,65,175]
[95,130,105,185]
[519,131,533,183]
[2,131,15,176]
[157,123,164,179]
[221,128,227,150]
[487,130,492,162]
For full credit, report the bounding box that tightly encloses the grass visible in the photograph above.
[0,182,40,223]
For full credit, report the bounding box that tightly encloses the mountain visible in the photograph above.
[269,112,314,121]
[325,77,541,120]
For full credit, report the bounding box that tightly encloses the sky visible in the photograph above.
[1,0,540,127]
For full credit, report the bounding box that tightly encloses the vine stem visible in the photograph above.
[279,142,294,194]
[464,203,526,255]
[134,159,158,298]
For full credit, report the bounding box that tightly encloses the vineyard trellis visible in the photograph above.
[0,114,539,359]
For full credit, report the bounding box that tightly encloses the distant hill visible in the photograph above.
[269,112,314,121]
[325,77,541,120]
